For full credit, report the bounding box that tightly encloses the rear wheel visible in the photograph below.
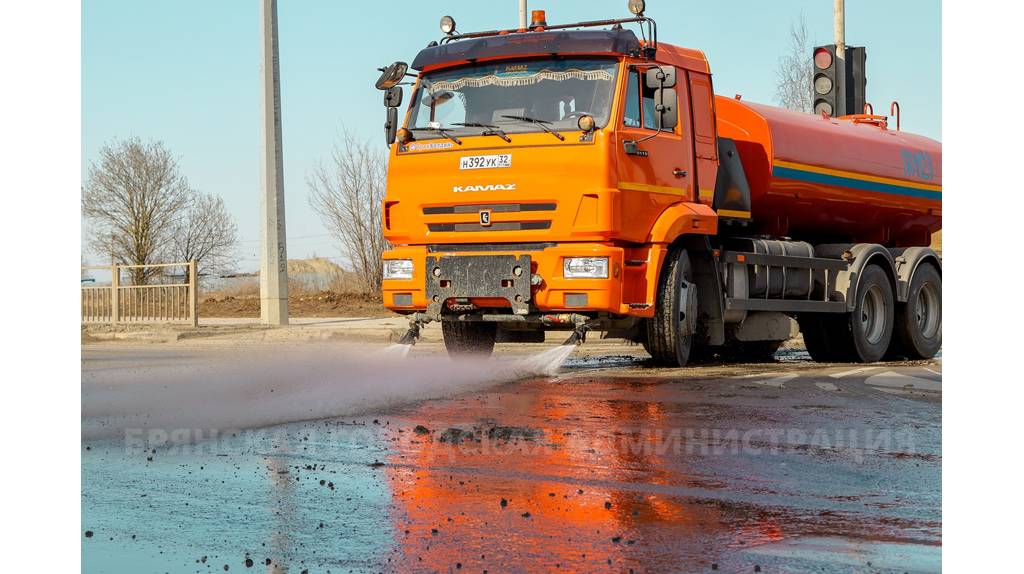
[835,264,895,362]
[721,340,784,363]
[441,320,497,359]
[891,264,942,359]
[799,264,895,363]
[799,314,844,363]
[643,248,697,367]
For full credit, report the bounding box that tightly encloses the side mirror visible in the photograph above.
[654,87,678,130]
[383,86,403,108]
[645,65,676,89]
[375,61,409,90]
[384,107,398,146]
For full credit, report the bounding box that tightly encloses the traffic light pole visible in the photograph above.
[259,0,289,326]
[834,0,847,116]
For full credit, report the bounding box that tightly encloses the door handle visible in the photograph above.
[672,169,687,177]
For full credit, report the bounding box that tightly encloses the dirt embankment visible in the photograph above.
[199,291,394,318]
[202,258,395,318]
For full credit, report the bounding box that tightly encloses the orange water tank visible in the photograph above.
[715,97,941,247]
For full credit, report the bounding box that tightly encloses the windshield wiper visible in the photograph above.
[409,126,462,145]
[499,115,564,141]
[451,122,512,143]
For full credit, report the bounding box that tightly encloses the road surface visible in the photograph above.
[82,344,940,573]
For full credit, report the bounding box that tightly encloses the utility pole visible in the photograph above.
[834,0,846,116]
[259,0,289,325]
[519,0,528,29]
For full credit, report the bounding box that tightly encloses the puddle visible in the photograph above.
[740,536,941,572]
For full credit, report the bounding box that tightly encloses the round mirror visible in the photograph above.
[375,61,409,90]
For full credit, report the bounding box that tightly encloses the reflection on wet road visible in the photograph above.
[83,348,940,573]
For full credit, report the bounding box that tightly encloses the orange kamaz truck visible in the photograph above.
[375,3,941,366]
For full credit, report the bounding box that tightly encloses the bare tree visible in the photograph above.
[170,192,239,282]
[308,131,390,293]
[82,138,191,284]
[775,14,813,113]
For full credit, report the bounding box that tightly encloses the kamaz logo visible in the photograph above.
[453,183,517,193]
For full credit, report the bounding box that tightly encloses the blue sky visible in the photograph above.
[82,0,941,271]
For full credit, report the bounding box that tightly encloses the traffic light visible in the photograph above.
[845,46,867,115]
[812,44,868,117]
[812,44,840,116]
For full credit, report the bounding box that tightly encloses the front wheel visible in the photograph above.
[441,320,497,359]
[643,248,697,367]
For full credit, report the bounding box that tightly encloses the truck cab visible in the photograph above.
[379,15,722,354]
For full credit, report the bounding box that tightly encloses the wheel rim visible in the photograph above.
[860,285,887,345]
[915,281,940,339]
[676,261,695,339]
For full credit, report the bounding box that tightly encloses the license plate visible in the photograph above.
[459,154,512,170]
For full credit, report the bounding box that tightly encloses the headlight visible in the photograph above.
[563,257,609,279]
[383,259,414,280]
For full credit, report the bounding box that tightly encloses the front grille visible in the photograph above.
[427,242,555,252]
[427,221,552,232]
[422,203,556,215]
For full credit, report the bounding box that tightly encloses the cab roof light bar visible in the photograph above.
[439,16,657,57]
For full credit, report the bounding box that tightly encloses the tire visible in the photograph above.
[891,264,942,359]
[643,248,696,367]
[799,264,895,363]
[720,341,784,363]
[799,314,844,363]
[441,320,497,359]
[832,264,895,362]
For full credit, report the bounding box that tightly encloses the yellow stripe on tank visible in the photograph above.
[773,160,941,193]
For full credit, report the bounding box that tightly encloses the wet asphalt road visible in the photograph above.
[82,346,940,574]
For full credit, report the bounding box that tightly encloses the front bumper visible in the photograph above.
[382,243,664,318]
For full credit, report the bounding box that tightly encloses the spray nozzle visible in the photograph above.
[396,323,421,346]
[561,324,590,346]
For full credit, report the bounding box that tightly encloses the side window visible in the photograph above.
[625,66,677,131]
[623,70,641,128]
[641,81,659,130]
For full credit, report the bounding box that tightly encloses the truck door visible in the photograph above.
[616,65,694,243]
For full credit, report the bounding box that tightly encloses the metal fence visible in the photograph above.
[81,262,198,326]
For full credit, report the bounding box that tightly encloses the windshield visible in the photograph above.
[407,58,619,137]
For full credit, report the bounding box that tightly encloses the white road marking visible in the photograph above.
[922,367,941,376]
[829,366,880,379]
[815,382,839,391]
[749,373,798,388]
[865,371,942,392]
